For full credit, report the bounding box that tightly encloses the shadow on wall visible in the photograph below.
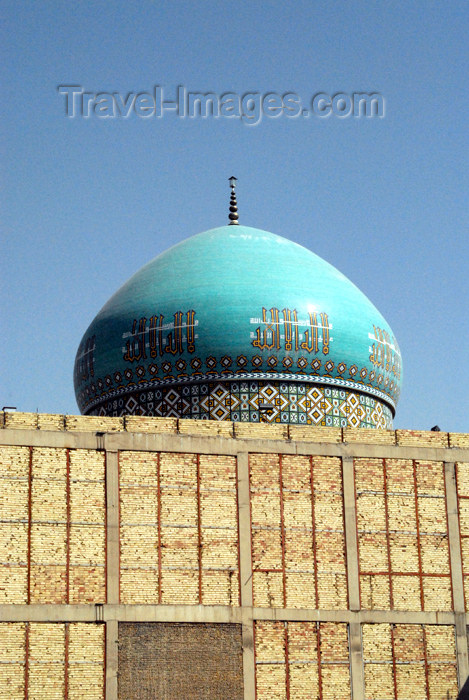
[458,676,469,699]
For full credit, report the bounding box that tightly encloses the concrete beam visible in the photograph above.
[1,428,468,463]
[0,604,97,622]
[104,604,244,623]
[252,607,456,625]
[0,603,457,626]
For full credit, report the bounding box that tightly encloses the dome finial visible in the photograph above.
[228,176,239,225]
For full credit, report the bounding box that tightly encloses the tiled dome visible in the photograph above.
[74,225,402,427]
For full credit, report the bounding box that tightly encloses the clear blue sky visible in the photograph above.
[2,1,468,431]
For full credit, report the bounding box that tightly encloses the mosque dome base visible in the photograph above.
[87,379,393,429]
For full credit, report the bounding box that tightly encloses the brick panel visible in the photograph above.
[0,447,30,602]
[0,447,105,605]
[69,499,106,606]
[26,447,68,604]
[0,623,26,699]
[0,622,104,700]
[250,454,347,609]
[235,422,288,440]
[396,430,449,448]
[343,427,396,445]
[37,414,65,431]
[68,624,105,699]
[118,622,243,700]
[355,458,452,611]
[255,621,351,699]
[124,416,178,434]
[3,413,39,430]
[65,415,124,432]
[119,451,162,604]
[363,623,458,699]
[450,433,469,448]
[288,426,342,443]
[119,452,239,605]
[178,418,234,437]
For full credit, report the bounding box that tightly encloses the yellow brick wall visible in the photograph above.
[119,451,239,605]
[343,427,396,445]
[0,622,105,700]
[199,454,239,605]
[355,458,451,611]
[178,418,234,438]
[69,450,106,604]
[64,416,124,433]
[0,447,30,603]
[286,426,342,443]
[395,429,449,447]
[235,422,289,440]
[249,454,347,609]
[255,621,351,699]
[3,413,39,430]
[451,433,469,448]
[123,416,177,434]
[1,416,469,699]
[0,622,26,699]
[30,448,68,604]
[1,412,122,433]
[363,623,458,699]
[0,447,105,605]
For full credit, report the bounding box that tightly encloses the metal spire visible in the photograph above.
[228,176,239,225]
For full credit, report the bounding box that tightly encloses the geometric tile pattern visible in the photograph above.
[77,351,401,416]
[91,380,393,428]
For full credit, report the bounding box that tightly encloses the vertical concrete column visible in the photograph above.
[342,457,365,699]
[349,621,365,700]
[342,457,360,610]
[105,620,118,700]
[105,449,120,700]
[237,451,256,700]
[444,461,469,688]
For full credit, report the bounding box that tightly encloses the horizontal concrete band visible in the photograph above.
[1,429,468,461]
[0,603,461,626]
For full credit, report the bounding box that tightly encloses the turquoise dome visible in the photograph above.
[74,225,402,424]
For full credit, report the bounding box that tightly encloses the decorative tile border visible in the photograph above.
[90,380,393,429]
[77,362,399,416]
